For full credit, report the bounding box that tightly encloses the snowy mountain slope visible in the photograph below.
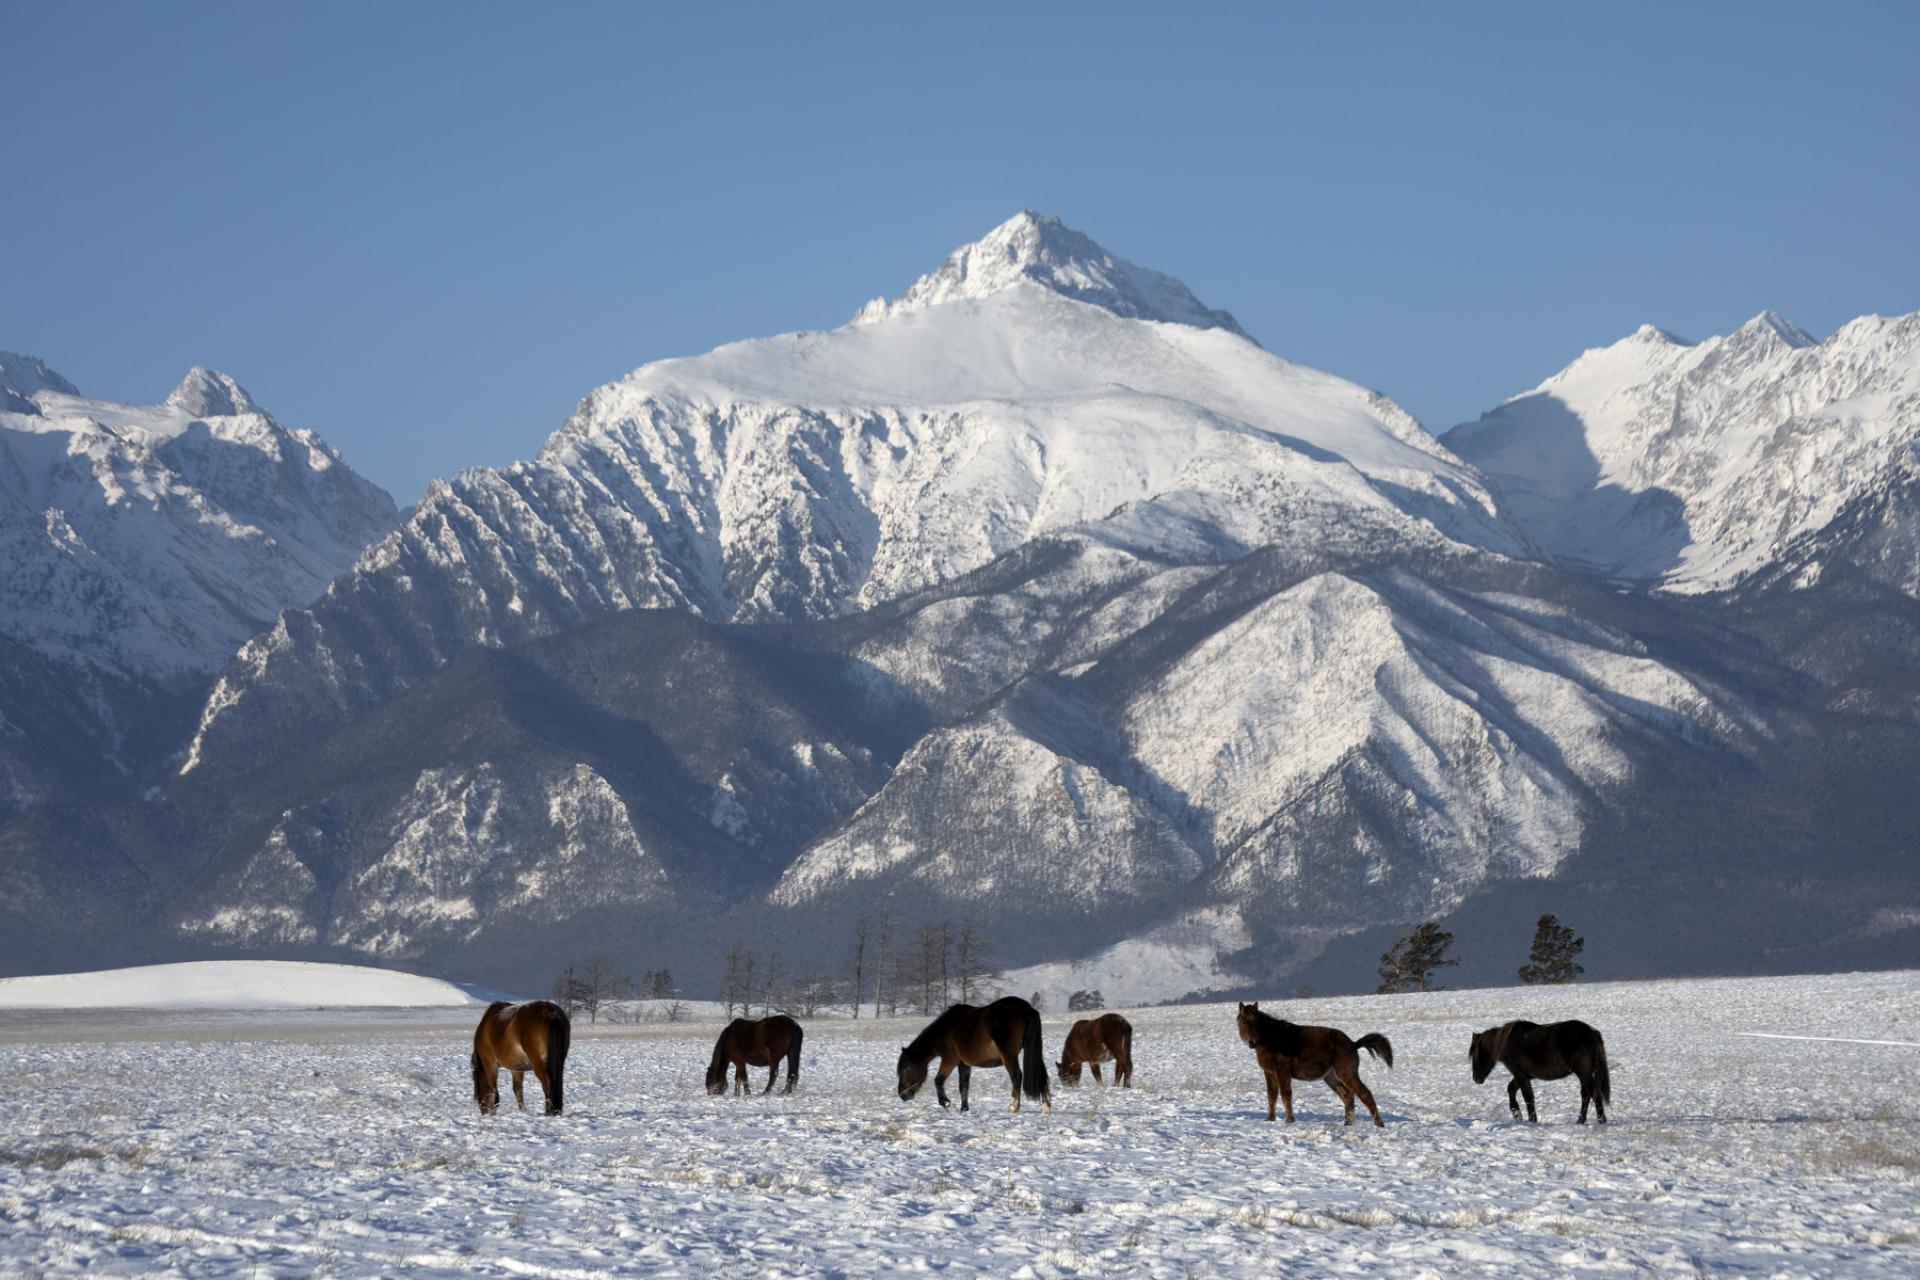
[764,540,1763,977]
[175,212,1522,783]
[0,356,398,812]
[1443,310,1920,593]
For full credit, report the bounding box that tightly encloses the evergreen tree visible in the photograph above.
[1517,914,1585,984]
[1377,922,1458,993]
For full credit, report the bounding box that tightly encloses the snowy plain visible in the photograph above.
[1,970,1915,1277]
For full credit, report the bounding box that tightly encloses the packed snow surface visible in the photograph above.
[2,970,1915,1276]
[0,961,493,1010]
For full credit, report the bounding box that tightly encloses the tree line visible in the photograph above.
[721,913,1006,1020]
[551,955,685,1023]
[1376,914,1586,994]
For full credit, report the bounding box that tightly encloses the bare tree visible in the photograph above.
[551,962,583,1016]
[874,910,895,1018]
[847,914,871,1019]
[957,916,1001,1003]
[721,941,745,1018]
[574,954,633,1024]
[741,947,761,1017]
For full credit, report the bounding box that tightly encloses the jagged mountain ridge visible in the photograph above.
[176,211,1521,783]
[5,216,1918,996]
[1444,310,1920,595]
[0,355,398,813]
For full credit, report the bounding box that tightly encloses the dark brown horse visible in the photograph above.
[472,1000,570,1115]
[706,1015,804,1096]
[1470,1020,1610,1123]
[1236,1002,1392,1126]
[898,995,1050,1113]
[1057,1012,1134,1087]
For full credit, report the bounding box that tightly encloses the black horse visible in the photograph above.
[897,996,1050,1113]
[1469,1020,1611,1123]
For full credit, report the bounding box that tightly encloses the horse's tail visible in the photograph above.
[471,1049,491,1109]
[1594,1032,1611,1107]
[785,1021,803,1093]
[705,1031,730,1094]
[1021,1003,1049,1101]
[545,1007,569,1115]
[1354,1033,1394,1069]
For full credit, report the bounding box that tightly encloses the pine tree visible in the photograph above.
[1377,922,1459,993]
[1517,914,1585,984]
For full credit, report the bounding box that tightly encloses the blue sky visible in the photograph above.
[5,2,1917,503]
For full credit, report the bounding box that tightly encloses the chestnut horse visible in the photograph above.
[898,995,1050,1113]
[1470,1019,1610,1123]
[472,1000,570,1115]
[706,1014,804,1096]
[1236,1002,1391,1126]
[1057,1012,1134,1086]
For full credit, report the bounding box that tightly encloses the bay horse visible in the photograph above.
[1057,1012,1134,1087]
[898,995,1050,1113]
[706,1014,804,1096]
[1236,1002,1392,1126]
[1470,1020,1610,1123]
[471,1000,570,1116]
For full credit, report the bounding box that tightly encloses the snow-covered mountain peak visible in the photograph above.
[166,366,258,418]
[850,211,1251,339]
[1733,309,1816,349]
[1626,323,1690,347]
[0,351,81,405]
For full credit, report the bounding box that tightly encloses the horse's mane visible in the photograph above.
[1246,1006,1303,1054]
[903,1004,975,1062]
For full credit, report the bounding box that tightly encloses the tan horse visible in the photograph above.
[1057,1012,1134,1086]
[897,996,1050,1113]
[472,1000,570,1115]
[706,1015,804,1096]
[1236,1002,1391,1126]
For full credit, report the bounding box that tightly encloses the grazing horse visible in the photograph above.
[471,1000,570,1116]
[898,996,1050,1113]
[1470,1020,1610,1123]
[1057,1012,1134,1087]
[1236,1002,1392,1126]
[706,1015,804,1096]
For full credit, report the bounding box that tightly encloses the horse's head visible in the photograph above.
[1236,1002,1260,1046]
[1469,1028,1499,1083]
[1056,1057,1083,1086]
[896,1047,927,1102]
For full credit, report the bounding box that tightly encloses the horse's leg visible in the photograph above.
[735,1062,749,1097]
[1279,1072,1295,1124]
[527,1060,554,1115]
[1327,1073,1355,1125]
[480,1060,500,1115]
[1263,1064,1279,1121]
[1506,1075,1524,1119]
[1351,1072,1384,1128]
[1577,1070,1593,1125]
[957,1063,971,1112]
[1519,1078,1538,1123]
[764,1062,778,1095]
[512,1069,526,1111]
[1091,1062,1103,1085]
[934,1059,955,1110]
[1007,1058,1022,1113]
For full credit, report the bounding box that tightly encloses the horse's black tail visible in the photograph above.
[785,1022,803,1094]
[545,1008,569,1115]
[705,1032,730,1095]
[1021,1003,1049,1102]
[1594,1032,1611,1107]
[1355,1033,1394,1069]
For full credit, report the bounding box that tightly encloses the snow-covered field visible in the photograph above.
[2,970,1915,1276]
